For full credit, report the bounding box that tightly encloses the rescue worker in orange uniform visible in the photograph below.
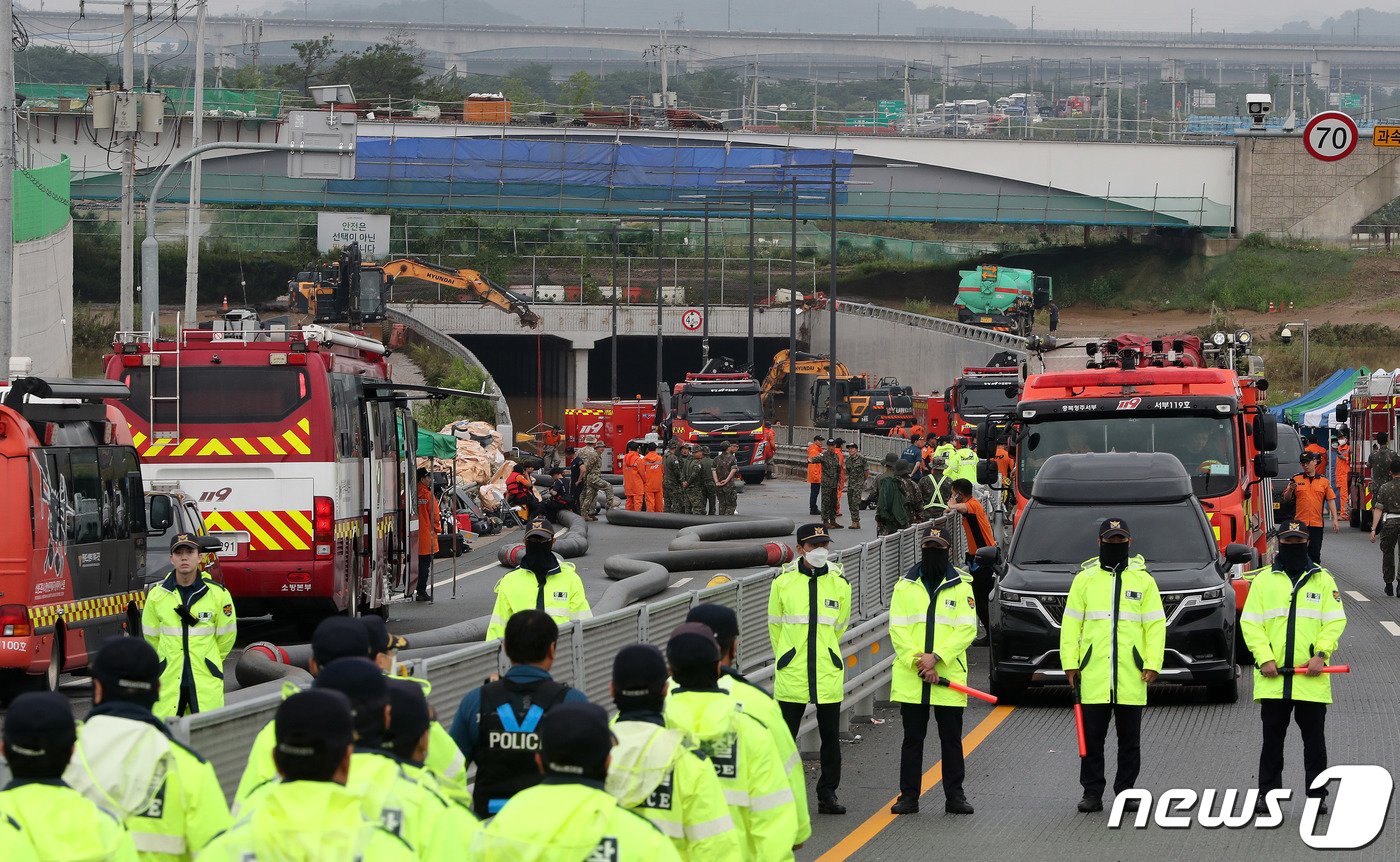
[415,468,439,602]
[807,434,825,516]
[622,441,645,511]
[641,442,666,512]
[1335,435,1351,520]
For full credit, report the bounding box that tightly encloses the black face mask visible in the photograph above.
[1099,542,1130,571]
[922,547,950,578]
[521,540,555,575]
[1276,544,1310,576]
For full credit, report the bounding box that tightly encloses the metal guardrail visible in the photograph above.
[777,426,910,465]
[164,513,959,795]
[834,300,1029,350]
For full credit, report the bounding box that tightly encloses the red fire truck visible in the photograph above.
[912,366,1021,439]
[664,369,771,484]
[993,333,1279,650]
[104,318,420,619]
[564,400,658,471]
[1341,371,1399,528]
[0,377,151,703]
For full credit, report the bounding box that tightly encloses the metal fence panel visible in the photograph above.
[640,593,695,647]
[836,545,864,620]
[899,526,917,573]
[693,578,740,613]
[419,641,504,726]
[860,542,884,614]
[736,574,776,673]
[175,690,288,799]
[577,608,645,710]
[553,624,581,688]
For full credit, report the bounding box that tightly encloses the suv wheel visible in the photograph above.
[1206,675,1239,704]
[988,670,1024,705]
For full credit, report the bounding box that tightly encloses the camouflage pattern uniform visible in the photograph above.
[677,452,703,514]
[819,447,843,527]
[578,444,615,518]
[663,443,683,513]
[898,465,923,526]
[1375,476,1400,589]
[714,450,740,516]
[844,449,869,528]
[698,450,718,515]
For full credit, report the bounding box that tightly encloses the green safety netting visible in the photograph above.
[416,428,459,459]
[13,157,70,243]
[17,83,282,119]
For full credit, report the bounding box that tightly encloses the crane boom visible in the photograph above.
[381,258,541,328]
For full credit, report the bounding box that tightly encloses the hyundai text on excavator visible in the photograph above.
[982,331,1280,664]
[381,259,540,328]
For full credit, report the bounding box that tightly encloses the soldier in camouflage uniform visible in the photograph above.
[577,443,616,520]
[677,446,703,514]
[1371,459,1400,596]
[697,446,719,515]
[714,442,741,516]
[663,440,684,513]
[819,438,845,529]
[843,441,868,529]
[897,459,923,527]
[1369,433,1398,515]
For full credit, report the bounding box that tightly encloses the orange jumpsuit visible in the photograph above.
[1336,443,1351,518]
[416,479,440,557]
[623,450,645,510]
[641,451,665,512]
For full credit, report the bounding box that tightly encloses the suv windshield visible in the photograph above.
[1274,426,1304,476]
[1011,502,1216,568]
[682,393,762,421]
[1018,415,1238,498]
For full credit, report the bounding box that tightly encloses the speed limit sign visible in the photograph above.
[1303,111,1360,162]
[681,308,703,331]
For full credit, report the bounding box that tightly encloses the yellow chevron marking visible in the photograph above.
[282,430,311,455]
[233,511,282,552]
[297,418,310,434]
[258,436,286,456]
[287,510,314,534]
[203,512,237,532]
[170,438,199,457]
[197,439,233,457]
[263,511,310,551]
[231,437,260,456]
[132,431,147,447]
[145,438,174,455]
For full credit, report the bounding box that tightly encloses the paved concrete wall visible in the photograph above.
[808,305,1019,393]
[11,224,73,378]
[1236,136,1400,242]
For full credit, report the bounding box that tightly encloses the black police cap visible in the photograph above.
[386,679,432,750]
[312,617,370,667]
[276,689,353,759]
[90,636,160,696]
[313,657,388,709]
[686,603,739,640]
[612,644,669,700]
[666,622,722,670]
[3,692,75,757]
[796,523,832,545]
[539,702,612,777]
[1099,518,1131,540]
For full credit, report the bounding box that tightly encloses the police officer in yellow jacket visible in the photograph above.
[198,690,416,862]
[142,534,236,718]
[665,624,798,861]
[889,524,978,815]
[1241,520,1348,814]
[486,518,592,641]
[0,691,139,862]
[65,637,230,861]
[686,603,811,845]
[606,644,740,862]
[478,702,683,862]
[769,523,851,814]
[1060,518,1166,813]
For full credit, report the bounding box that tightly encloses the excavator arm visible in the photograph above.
[760,349,857,401]
[381,258,541,328]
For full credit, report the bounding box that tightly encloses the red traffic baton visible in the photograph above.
[1279,664,1351,675]
[1070,676,1087,758]
[933,677,998,704]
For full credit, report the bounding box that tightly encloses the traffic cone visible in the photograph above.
[1289,301,1295,310]
[221,295,228,311]
[1267,300,1275,313]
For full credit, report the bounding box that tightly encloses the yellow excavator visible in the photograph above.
[381,258,540,328]
[760,349,860,414]
[761,349,915,434]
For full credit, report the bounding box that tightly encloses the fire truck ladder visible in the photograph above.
[146,314,184,442]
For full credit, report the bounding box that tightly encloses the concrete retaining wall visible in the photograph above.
[1236,136,1400,242]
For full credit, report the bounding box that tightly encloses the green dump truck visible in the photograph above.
[954,264,1054,337]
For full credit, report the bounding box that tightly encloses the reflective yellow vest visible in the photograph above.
[889,565,978,706]
[768,559,851,704]
[477,780,683,862]
[0,780,139,862]
[486,561,592,641]
[717,673,811,845]
[1059,556,1166,706]
[1241,565,1347,704]
[198,781,415,862]
[141,573,236,718]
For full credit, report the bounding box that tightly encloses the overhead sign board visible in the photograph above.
[286,109,357,180]
[317,212,389,257]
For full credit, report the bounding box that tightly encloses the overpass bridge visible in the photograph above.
[22,13,1400,78]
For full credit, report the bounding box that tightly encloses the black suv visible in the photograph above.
[985,453,1251,704]
[1270,423,1304,525]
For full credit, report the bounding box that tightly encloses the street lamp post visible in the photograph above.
[610,224,619,402]
[748,193,756,368]
[827,159,839,439]
[655,215,665,399]
[1281,320,1311,391]
[788,178,798,444]
[702,202,711,365]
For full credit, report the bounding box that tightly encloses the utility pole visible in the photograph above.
[121,0,136,332]
[1189,7,1195,37]
[1030,5,1035,33]
[0,0,15,375]
[902,61,912,116]
[183,0,208,323]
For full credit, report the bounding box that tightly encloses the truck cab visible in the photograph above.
[665,369,769,483]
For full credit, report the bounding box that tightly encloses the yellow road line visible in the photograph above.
[816,705,1015,862]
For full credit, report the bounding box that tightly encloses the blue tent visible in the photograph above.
[1268,368,1355,422]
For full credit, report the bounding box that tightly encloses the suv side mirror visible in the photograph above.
[1254,452,1279,479]
[1335,403,1350,423]
[148,494,174,533]
[975,545,1001,570]
[1223,543,1255,569]
[976,460,999,486]
[1253,413,1279,452]
[196,535,222,554]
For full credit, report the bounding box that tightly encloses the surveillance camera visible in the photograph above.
[1245,93,1273,128]
[1279,327,1293,344]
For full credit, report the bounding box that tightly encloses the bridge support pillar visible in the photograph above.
[568,348,590,404]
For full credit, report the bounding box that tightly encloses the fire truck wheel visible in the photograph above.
[45,625,66,692]
[0,670,26,706]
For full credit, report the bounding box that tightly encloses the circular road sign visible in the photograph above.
[681,308,703,331]
[1303,111,1360,162]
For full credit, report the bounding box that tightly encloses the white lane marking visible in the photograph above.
[1345,590,1370,602]
[671,577,693,589]
[1381,621,1400,637]
[434,560,502,588]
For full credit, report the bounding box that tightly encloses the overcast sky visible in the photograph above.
[913,0,1390,31]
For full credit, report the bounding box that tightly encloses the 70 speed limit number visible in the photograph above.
[1303,111,1360,162]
